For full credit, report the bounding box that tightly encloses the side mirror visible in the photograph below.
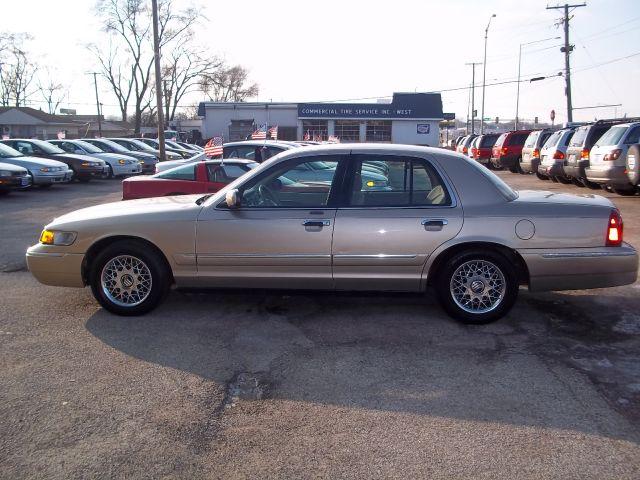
[225,188,240,208]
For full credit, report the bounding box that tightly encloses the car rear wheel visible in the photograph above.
[581,179,601,190]
[436,250,518,324]
[571,178,584,187]
[613,188,636,196]
[90,240,170,316]
[536,172,548,180]
[556,176,572,184]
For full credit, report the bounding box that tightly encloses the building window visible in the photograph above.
[302,120,328,141]
[366,120,392,142]
[334,120,360,143]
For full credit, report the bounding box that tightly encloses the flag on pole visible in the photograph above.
[268,126,278,140]
[204,136,224,157]
[251,124,267,139]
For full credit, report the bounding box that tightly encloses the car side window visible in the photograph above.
[156,165,196,181]
[207,164,247,182]
[16,141,35,154]
[239,156,340,208]
[625,126,640,144]
[348,155,451,207]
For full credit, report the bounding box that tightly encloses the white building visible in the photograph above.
[197,92,445,146]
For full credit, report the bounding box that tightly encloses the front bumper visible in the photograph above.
[32,170,72,185]
[585,165,631,188]
[0,174,32,190]
[26,244,85,288]
[112,163,143,176]
[77,165,106,178]
[520,243,638,292]
[140,162,156,174]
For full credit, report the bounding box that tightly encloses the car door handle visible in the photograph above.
[302,219,331,227]
[421,218,448,230]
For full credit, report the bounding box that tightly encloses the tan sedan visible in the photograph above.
[26,144,638,324]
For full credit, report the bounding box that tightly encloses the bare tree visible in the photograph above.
[161,36,223,125]
[91,0,198,134]
[200,65,259,102]
[0,33,38,107]
[37,68,68,114]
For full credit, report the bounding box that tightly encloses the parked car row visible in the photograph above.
[0,137,203,195]
[454,118,640,196]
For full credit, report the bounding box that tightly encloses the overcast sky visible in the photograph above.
[1,0,638,124]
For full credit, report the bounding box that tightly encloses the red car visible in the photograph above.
[122,159,257,200]
[470,133,500,166]
[490,130,532,172]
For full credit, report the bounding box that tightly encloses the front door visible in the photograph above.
[195,154,345,289]
[332,154,463,291]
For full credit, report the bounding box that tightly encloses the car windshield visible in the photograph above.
[524,132,540,148]
[0,142,23,158]
[594,126,628,147]
[32,139,65,154]
[98,139,129,153]
[569,127,589,147]
[74,140,103,153]
[127,139,157,152]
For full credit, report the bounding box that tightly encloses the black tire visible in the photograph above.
[536,172,548,181]
[435,250,519,324]
[77,176,91,183]
[89,240,170,316]
[582,179,601,190]
[38,184,53,189]
[103,165,114,179]
[571,178,585,187]
[613,188,636,197]
[0,189,10,196]
[514,158,524,174]
[556,176,572,184]
[508,165,518,174]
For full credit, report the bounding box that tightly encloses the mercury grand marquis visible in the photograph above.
[26,144,638,324]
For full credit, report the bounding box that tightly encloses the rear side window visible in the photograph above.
[564,131,575,146]
[156,164,196,181]
[595,126,628,147]
[349,155,451,207]
[543,131,562,148]
[625,126,640,144]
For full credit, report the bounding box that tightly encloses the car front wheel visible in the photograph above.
[90,240,170,315]
[436,250,518,324]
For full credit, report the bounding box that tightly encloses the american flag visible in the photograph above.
[204,136,224,157]
[251,124,267,140]
[268,126,278,140]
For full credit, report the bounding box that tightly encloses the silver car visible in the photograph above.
[537,128,575,183]
[0,142,71,186]
[586,122,640,195]
[26,144,638,324]
[48,139,138,178]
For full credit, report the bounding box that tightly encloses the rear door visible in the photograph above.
[332,153,463,291]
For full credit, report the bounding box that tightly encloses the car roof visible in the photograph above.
[204,159,257,166]
[223,140,298,148]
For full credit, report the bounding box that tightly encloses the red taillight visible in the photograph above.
[462,146,468,154]
[500,147,508,156]
[532,148,540,158]
[603,149,622,161]
[553,150,565,160]
[580,149,589,160]
[606,210,623,246]
[471,147,478,157]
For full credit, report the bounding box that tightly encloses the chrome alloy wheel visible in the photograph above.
[101,255,153,307]
[450,260,506,314]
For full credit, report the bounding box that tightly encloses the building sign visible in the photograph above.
[298,93,443,120]
[416,124,431,134]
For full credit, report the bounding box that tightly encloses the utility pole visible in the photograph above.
[480,13,496,134]
[546,2,586,123]
[466,62,481,134]
[90,72,102,137]
[151,0,166,161]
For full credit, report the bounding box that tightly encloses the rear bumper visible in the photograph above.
[26,244,85,288]
[491,155,519,169]
[563,159,589,179]
[585,165,631,187]
[538,163,564,177]
[520,244,638,292]
[520,157,540,174]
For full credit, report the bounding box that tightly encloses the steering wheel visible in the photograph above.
[258,184,278,206]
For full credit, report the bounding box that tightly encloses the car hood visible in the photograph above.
[53,153,100,162]
[122,151,157,161]
[48,194,203,229]
[0,161,27,173]
[92,152,138,162]
[514,190,614,208]
[0,155,69,169]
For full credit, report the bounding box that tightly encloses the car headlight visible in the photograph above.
[0,170,10,177]
[139,160,145,164]
[365,180,388,188]
[40,167,60,172]
[39,230,77,246]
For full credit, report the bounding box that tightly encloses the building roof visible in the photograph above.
[0,106,79,125]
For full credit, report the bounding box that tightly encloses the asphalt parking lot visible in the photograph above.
[1,173,640,479]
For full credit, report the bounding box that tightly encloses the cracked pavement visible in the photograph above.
[1,174,639,479]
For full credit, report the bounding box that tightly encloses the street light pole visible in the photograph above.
[480,14,496,134]
[515,36,560,130]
